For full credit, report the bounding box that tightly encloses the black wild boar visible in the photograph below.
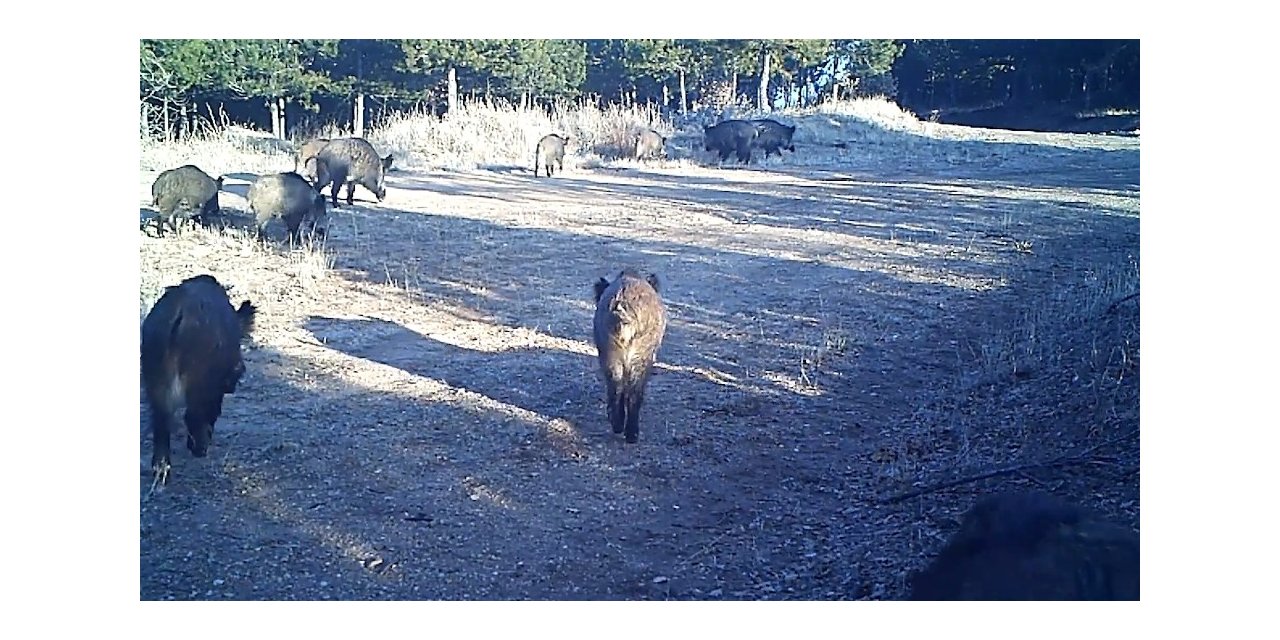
[149,165,223,235]
[702,120,759,164]
[140,275,256,487]
[535,134,569,177]
[750,119,796,159]
[909,491,1141,600]
[593,269,668,444]
[314,138,391,207]
[248,172,329,243]
[634,128,667,161]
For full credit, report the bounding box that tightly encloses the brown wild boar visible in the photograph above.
[592,269,668,444]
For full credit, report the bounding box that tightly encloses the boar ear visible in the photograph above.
[646,273,661,293]
[593,277,611,302]
[236,301,258,336]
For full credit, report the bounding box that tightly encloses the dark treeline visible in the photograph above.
[140,39,1139,140]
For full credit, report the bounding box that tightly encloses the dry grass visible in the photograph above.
[139,222,337,347]
[907,249,1132,399]
[793,324,852,394]
[140,127,296,176]
[966,256,1139,388]
[875,243,1140,533]
[1077,107,1140,118]
[810,95,927,131]
[142,96,1101,179]
[363,99,670,171]
[139,99,1139,601]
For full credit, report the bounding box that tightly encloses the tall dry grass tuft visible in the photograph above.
[139,223,338,345]
[810,95,926,131]
[141,126,296,177]
[978,257,1140,386]
[559,102,668,161]
[785,97,940,150]
[140,225,333,302]
[368,98,672,170]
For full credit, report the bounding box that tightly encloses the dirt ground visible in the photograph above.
[139,128,1140,600]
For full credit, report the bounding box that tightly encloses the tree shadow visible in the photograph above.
[139,335,742,600]
[386,153,1136,255]
[303,314,607,439]
[139,136,1140,600]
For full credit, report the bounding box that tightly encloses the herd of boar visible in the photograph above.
[148,137,392,243]
[141,119,1138,600]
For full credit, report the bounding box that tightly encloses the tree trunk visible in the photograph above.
[269,99,280,139]
[353,48,366,135]
[757,49,771,111]
[832,82,841,102]
[730,71,738,104]
[178,102,189,140]
[662,84,670,112]
[1103,64,1112,104]
[140,102,148,139]
[278,97,287,138]
[447,66,458,116]
[354,93,365,137]
[679,70,687,115]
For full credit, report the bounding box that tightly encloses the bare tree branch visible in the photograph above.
[876,430,1138,505]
